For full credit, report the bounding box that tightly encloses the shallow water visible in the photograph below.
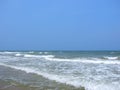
[0,51,120,90]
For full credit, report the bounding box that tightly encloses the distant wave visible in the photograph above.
[43,57,120,65]
[17,54,120,65]
[103,56,118,60]
[15,53,22,57]
[0,51,19,54]
[0,52,120,65]
[24,54,54,59]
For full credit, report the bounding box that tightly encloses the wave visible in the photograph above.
[43,57,120,65]
[1,52,120,65]
[0,51,19,55]
[15,53,22,57]
[0,63,119,90]
[22,54,120,65]
[24,54,54,58]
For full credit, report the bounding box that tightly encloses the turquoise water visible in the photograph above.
[0,51,120,90]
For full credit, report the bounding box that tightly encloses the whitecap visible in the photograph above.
[15,53,22,57]
[104,56,118,60]
[24,54,54,58]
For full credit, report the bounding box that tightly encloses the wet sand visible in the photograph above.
[0,80,36,90]
[0,80,85,90]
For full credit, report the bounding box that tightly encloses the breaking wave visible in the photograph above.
[14,54,120,65]
[44,57,120,65]
[0,63,119,90]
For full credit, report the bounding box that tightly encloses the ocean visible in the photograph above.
[0,51,120,90]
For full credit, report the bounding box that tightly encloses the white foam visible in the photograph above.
[104,56,118,60]
[24,54,40,58]
[24,54,54,58]
[44,57,120,65]
[15,53,22,57]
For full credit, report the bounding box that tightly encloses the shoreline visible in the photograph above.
[0,65,85,90]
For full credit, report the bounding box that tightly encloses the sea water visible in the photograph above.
[0,51,120,90]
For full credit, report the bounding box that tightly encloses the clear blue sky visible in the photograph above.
[0,0,120,50]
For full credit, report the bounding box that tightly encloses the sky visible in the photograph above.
[0,0,120,50]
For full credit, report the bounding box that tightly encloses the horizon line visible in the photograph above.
[0,50,120,52]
